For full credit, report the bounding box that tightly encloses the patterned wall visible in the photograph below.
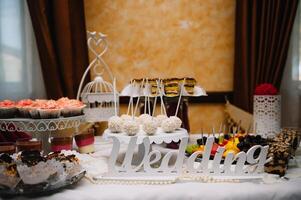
[84,0,235,133]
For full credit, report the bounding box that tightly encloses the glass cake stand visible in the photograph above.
[0,116,85,153]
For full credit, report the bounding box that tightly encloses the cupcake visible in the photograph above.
[0,100,17,118]
[16,99,34,118]
[0,154,20,188]
[58,98,85,117]
[75,129,95,153]
[17,150,57,185]
[50,137,73,152]
[57,154,82,179]
[38,100,61,119]
[28,101,44,119]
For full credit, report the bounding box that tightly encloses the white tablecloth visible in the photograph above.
[11,136,301,200]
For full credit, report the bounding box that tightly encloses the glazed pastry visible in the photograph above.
[123,120,139,136]
[108,116,123,133]
[170,116,182,129]
[161,118,176,133]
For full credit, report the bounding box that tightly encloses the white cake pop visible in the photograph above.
[143,118,158,135]
[108,116,123,133]
[170,116,182,129]
[138,114,152,124]
[123,120,139,136]
[121,114,132,121]
[161,118,176,133]
[156,114,168,127]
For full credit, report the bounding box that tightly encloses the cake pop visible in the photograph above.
[120,114,132,122]
[123,120,139,136]
[156,114,168,127]
[170,116,182,129]
[138,113,152,124]
[143,118,158,135]
[108,116,123,133]
[161,118,176,133]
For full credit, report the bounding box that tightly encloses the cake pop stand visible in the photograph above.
[103,127,188,164]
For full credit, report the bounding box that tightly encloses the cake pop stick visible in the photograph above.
[113,78,118,116]
[212,126,216,138]
[159,80,167,115]
[147,95,151,115]
[127,80,134,115]
[151,80,160,117]
[134,78,145,116]
[143,78,148,114]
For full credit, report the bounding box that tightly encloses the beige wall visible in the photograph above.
[84,0,235,133]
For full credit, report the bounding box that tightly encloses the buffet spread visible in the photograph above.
[0,31,300,198]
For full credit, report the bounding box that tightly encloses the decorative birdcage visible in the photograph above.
[77,31,119,122]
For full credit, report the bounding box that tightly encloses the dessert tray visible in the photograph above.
[0,115,85,132]
[0,171,86,197]
[103,127,188,144]
[121,84,207,97]
[0,151,85,197]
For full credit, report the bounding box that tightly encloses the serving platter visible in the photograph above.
[0,171,86,197]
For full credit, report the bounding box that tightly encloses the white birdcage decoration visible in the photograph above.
[77,31,119,122]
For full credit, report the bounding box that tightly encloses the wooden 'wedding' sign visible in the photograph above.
[106,135,270,177]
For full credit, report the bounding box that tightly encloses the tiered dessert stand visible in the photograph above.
[0,116,85,153]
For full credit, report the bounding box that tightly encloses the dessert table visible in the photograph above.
[9,136,301,200]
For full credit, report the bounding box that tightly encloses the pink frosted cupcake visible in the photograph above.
[59,99,85,117]
[17,99,34,118]
[28,99,47,119]
[0,100,17,118]
[38,100,61,119]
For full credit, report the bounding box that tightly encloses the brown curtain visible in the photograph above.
[27,0,89,99]
[233,0,299,113]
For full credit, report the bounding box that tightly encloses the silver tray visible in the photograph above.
[0,171,86,197]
